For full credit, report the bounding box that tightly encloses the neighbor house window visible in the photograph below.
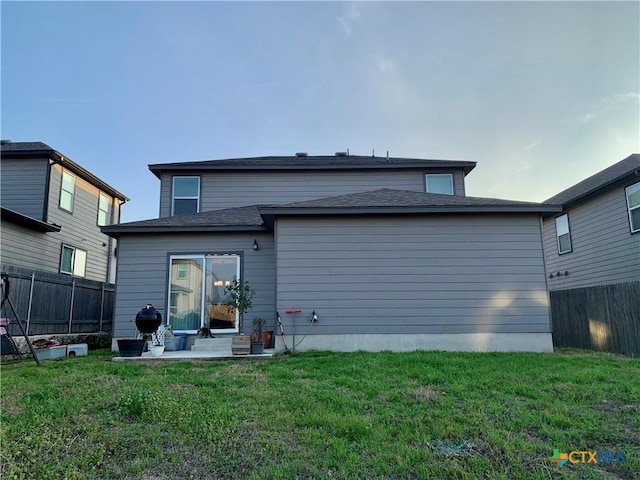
[60,170,75,212]
[97,193,110,226]
[167,254,240,332]
[60,245,87,277]
[172,176,200,215]
[426,174,454,195]
[555,214,572,254]
[626,182,640,233]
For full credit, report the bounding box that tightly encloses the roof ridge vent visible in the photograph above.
[295,152,308,157]
[335,151,348,157]
[1,139,12,145]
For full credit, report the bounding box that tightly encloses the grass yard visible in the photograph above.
[1,349,638,479]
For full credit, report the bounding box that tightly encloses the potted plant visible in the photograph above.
[251,317,266,354]
[149,341,164,357]
[225,279,255,355]
[163,324,176,351]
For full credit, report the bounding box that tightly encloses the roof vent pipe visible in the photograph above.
[295,152,308,157]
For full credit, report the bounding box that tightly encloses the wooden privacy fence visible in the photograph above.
[550,281,640,356]
[0,265,115,336]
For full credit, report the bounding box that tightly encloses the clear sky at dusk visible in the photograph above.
[2,1,638,222]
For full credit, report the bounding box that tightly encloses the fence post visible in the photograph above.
[69,279,75,334]
[26,272,35,336]
[99,283,105,332]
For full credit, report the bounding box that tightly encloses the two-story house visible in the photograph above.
[542,153,640,353]
[1,141,129,283]
[103,153,561,352]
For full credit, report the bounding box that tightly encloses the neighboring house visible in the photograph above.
[1,141,129,283]
[542,153,640,289]
[541,154,640,354]
[103,153,561,352]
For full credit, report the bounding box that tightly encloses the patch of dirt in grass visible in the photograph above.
[408,386,439,403]
[0,399,24,416]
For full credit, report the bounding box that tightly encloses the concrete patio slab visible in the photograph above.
[111,348,278,362]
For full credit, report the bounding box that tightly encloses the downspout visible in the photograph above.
[43,157,54,222]
[106,197,126,283]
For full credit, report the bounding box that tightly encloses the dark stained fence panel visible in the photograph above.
[550,281,640,356]
[1,265,115,336]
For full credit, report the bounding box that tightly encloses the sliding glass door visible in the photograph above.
[168,254,240,332]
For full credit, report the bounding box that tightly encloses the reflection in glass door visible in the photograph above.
[205,255,240,331]
[168,254,240,332]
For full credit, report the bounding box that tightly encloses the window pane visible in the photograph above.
[62,171,75,192]
[205,255,240,331]
[426,175,453,195]
[631,208,640,232]
[98,210,109,226]
[555,215,569,235]
[173,198,198,215]
[169,258,203,330]
[74,250,87,277]
[99,193,110,211]
[627,183,640,208]
[60,191,74,211]
[61,246,73,274]
[173,177,199,197]
[558,233,571,253]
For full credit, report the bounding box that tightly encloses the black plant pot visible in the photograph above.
[117,339,146,357]
[251,342,264,354]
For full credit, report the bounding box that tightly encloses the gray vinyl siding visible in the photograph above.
[276,215,550,335]
[0,220,60,272]
[159,169,467,217]
[46,163,116,282]
[543,184,640,290]
[0,157,49,220]
[112,232,275,337]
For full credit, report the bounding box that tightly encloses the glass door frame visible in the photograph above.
[167,253,241,334]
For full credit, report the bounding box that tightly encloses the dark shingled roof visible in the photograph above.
[261,189,561,214]
[149,155,477,178]
[103,189,562,238]
[544,154,640,206]
[1,207,61,233]
[1,141,129,201]
[101,205,266,236]
[0,141,54,152]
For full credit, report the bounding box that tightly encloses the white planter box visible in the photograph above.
[66,344,88,357]
[35,346,66,361]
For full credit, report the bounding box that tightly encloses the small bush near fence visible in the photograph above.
[550,281,640,356]
[0,265,115,336]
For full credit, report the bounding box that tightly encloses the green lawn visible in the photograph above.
[1,349,638,479]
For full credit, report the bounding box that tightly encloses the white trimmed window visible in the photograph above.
[97,192,110,226]
[60,245,87,277]
[172,176,200,215]
[60,170,75,212]
[626,182,640,233]
[426,174,454,195]
[555,214,572,254]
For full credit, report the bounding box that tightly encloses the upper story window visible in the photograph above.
[59,170,75,212]
[172,176,200,215]
[626,182,640,233]
[60,244,87,277]
[426,174,454,195]
[97,192,111,226]
[555,214,572,254]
